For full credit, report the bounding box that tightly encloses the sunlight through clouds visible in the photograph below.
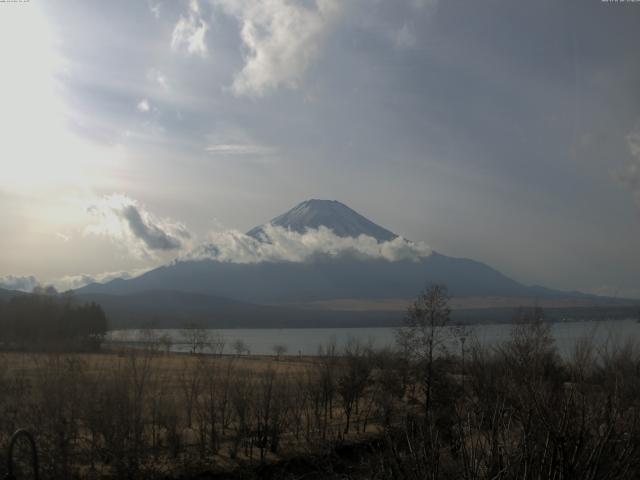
[0,3,126,196]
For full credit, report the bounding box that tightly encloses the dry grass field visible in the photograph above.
[0,346,390,479]
[3,297,640,479]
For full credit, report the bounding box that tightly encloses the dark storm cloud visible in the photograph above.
[86,195,192,259]
[121,204,188,251]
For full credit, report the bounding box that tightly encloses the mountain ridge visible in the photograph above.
[77,252,598,304]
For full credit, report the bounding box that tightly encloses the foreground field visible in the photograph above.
[0,347,390,479]
[3,316,640,479]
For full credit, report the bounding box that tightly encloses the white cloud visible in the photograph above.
[205,143,275,155]
[354,0,436,51]
[184,224,432,264]
[148,0,162,19]
[84,194,429,265]
[205,127,277,157]
[394,23,417,49]
[86,194,192,259]
[616,131,640,209]
[172,0,209,56]
[3,226,431,292]
[53,268,150,291]
[137,98,151,112]
[0,269,152,293]
[147,68,169,90]
[213,0,340,96]
[0,275,39,292]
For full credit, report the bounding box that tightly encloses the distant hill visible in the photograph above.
[0,287,26,301]
[76,290,398,329]
[4,287,635,330]
[73,290,640,329]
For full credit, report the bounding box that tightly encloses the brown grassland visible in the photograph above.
[3,287,640,479]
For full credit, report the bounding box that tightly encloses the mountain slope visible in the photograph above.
[77,253,591,304]
[0,288,24,301]
[247,199,397,242]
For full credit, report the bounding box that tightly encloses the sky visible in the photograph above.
[1,0,639,298]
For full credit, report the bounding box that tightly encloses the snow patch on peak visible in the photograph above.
[248,199,398,243]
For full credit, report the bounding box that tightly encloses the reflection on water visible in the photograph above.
[107,319,640,357]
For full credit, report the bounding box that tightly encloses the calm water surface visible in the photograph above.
[107,319,640,357]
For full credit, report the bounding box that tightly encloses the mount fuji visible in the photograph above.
[247,199,397,243]
[74,199,626,328]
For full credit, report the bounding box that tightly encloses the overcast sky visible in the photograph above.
[1,0,639,297]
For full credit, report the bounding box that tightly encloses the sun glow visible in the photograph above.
[0,4,123,195]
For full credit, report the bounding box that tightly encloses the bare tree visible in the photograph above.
[211,331,226,356]
[317,340,339,440]
[337,339,372,434]
[232,339,249,356]
[272,344,288,360]
[180,324,211,354]
[158,333,173,354]
[177,358,204,428]
[139,329,160,353]
[396,284,452,415]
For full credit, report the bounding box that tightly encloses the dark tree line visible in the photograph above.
[0,289,107,350]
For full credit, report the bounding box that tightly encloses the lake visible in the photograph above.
[106,318,640,357]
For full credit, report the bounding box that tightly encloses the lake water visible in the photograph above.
[107,318,640,357]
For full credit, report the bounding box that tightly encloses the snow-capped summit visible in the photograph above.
[247,199,398,243]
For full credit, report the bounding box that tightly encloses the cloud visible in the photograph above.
[53,268,150,291]
[394,23,417,49]
[148,0,162,19]
[213,0,340,96]
[184,224,432,264]
[86,194,192,258]
[353,0,436,51]
[85,195,429,265]
[616,132,640,208]
[0,269,150,293]
[0,275,39,292]
[137,99,151,112]
[205,143,275,155]
[122,205,186,250]
[147,68,169,90]
[205,127,277,157]
[410,0,438,10]
[172,0,209,56]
